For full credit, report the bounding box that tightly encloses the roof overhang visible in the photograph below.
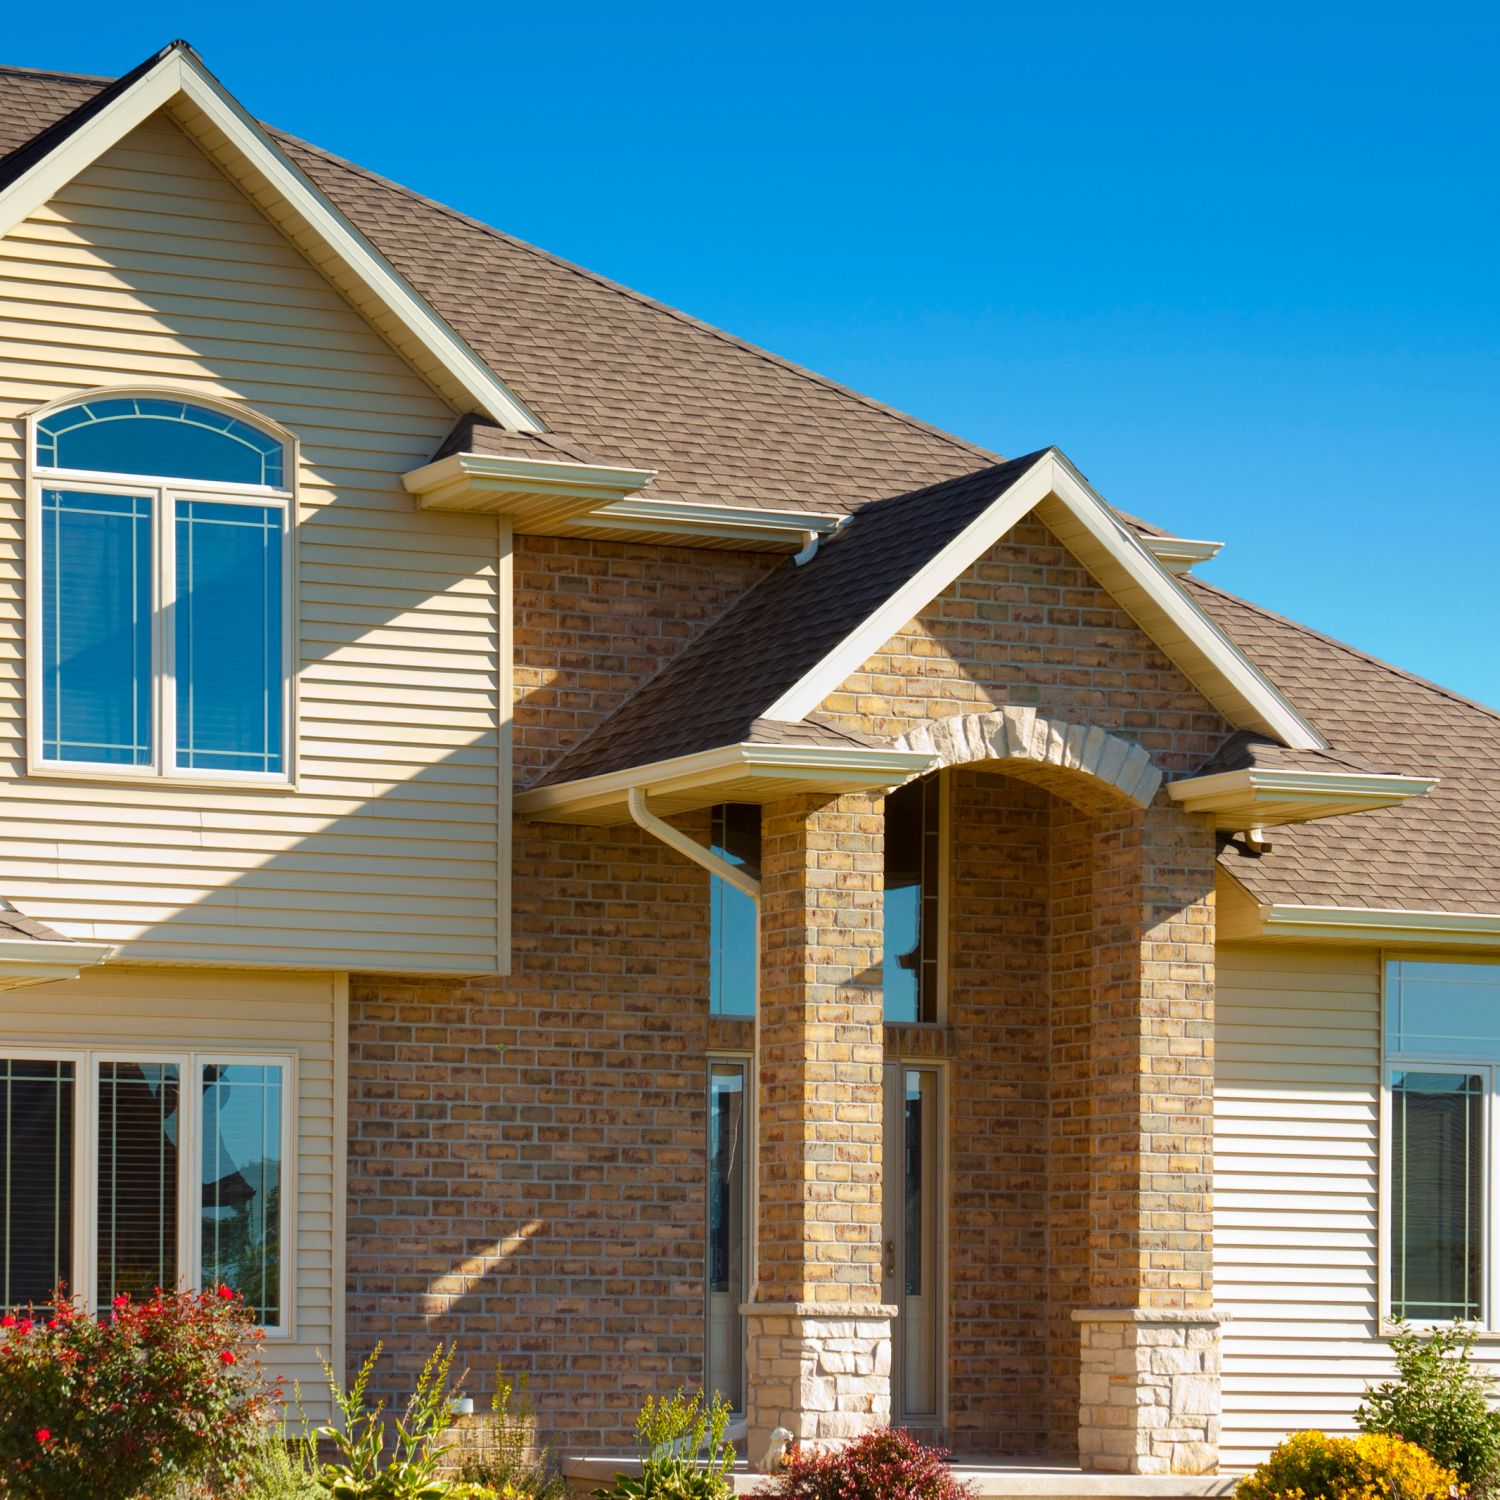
[0,936,116,990]
[1142,535,1224,575]
[0,42,540,431]
[1224,900,1500,949]
[758,449,1328,750]
[515,743,937,826]
[1168,766,1437,827]
[403,450,656,526]
[556,499,847,552]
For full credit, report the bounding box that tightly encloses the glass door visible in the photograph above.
[882,1063,942,1422]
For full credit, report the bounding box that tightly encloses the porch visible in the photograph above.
[715,712,1226,1473]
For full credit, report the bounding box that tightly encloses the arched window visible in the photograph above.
[32,394,292,779]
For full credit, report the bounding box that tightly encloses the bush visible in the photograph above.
[593,1388,735,1500]
[245,1388,322,1499]
[0,1283,272,1499]
[1235,1430,1457,1500]
[757,1428,975,1500]
[1359,1321,1500,1495]
[452,1364,564,1500]
[314,1343,462,1499]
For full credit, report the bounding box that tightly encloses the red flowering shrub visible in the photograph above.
[0,1283,272,1499]
[757,1428,975,1500]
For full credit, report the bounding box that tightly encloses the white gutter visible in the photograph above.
[626,788,763,1298]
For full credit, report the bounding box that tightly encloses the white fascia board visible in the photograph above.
[1252,904,1500,948]
[582,498,846,540]
[761,450,1327,750]
[1168,766,1438,814]
[514,741,937,820]
[0,49,541,433]
[404,451,657,502]
[1142,536,1225,574]
[0,936,116,989]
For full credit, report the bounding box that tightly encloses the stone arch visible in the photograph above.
[892,706,1163,809]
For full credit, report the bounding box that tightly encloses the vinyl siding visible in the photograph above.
[0,964,341,1414]
[0,107,503,972]
[1214,942,1500,1467]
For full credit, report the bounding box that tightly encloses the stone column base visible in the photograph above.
[1072,1307,1228,1475]
[741,1302,897,1460]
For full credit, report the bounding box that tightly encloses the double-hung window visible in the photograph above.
[1385,959,1500,1324]
[0,1049,291,1331]
[31,394,292,780]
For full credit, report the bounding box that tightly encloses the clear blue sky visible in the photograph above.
[7,3,1499,704]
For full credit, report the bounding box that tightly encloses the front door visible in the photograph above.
[882,1062,942,1424]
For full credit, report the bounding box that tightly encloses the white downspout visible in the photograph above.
[625,787,763,1302]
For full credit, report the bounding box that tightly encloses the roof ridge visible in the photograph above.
[1189,576,1500,732]
[265,126,1005,471]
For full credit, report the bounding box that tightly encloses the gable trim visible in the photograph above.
[760,449,1326,750]
[0,44,541,432]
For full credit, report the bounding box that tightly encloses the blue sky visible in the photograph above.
[7,2,1499,704]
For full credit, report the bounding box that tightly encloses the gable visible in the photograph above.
[815,512,1233,778]
[0,108,511,973]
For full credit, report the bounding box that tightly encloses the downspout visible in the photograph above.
[792,513,849,566]
[625,787,763,1301]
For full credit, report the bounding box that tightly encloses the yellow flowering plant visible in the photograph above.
[1236,1430,1459,1500]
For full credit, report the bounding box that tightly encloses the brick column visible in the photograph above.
[742,793,895,1455]
[1073,800,1224,1475]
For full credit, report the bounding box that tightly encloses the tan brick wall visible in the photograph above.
[347,520,1225,1461]
[820,514,1226,777]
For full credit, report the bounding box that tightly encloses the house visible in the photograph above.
[0,37,1494,1481]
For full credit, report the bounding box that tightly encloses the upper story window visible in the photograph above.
[709,804,760,1017]
[31,395,292,781]
[884,777,942,1024]
[1385,959,1500,1323]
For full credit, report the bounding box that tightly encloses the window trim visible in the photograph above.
[24,390,299,790]
[1379,955,1500,1333]
[0,1044,296,1338]
[704,1051,752,1416]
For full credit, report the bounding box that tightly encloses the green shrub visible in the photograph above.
[593,1388,735,1500]
[1234,1430,1457,1500]
[245,1387,322,1499]
[314,1343,461,1500]
[756,1428,975,1500]
[0,1283,271,1499]
[451,1365,563,1499]
[1358,1321,1500,1495]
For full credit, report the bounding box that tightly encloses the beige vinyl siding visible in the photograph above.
[0,108,504,973]
[0,964,341,1414]
[1214,941,1500,1467]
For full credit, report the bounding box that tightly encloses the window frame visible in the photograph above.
[0,1044,296,1338]
[1380,955,1500,1333]
[25,391,298,789]
[881,774,949,1026]
[704,1051,752,1415]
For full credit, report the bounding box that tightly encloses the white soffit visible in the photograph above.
[761,449,1327,751]
[1166,766,1438,828]
[0,44,541,432]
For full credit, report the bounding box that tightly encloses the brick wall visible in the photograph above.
[347,518,1225,1458]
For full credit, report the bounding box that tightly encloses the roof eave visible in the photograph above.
[515,743,938,826]
[1167,766,1438,828]
[0,936,116,990]
[1233,903,1500,949]
[403,450,657,525]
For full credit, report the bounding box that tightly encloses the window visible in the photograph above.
[1386,960,1500,1323]
[709,805,760,1017]
[0,1050,290,1330]
[706,1058,749,1411]
[883,777,942,1024]
[32,395,291,780]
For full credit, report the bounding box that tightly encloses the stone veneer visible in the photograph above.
[742,1303,898,1448]
[1073,1309,1226,1475]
